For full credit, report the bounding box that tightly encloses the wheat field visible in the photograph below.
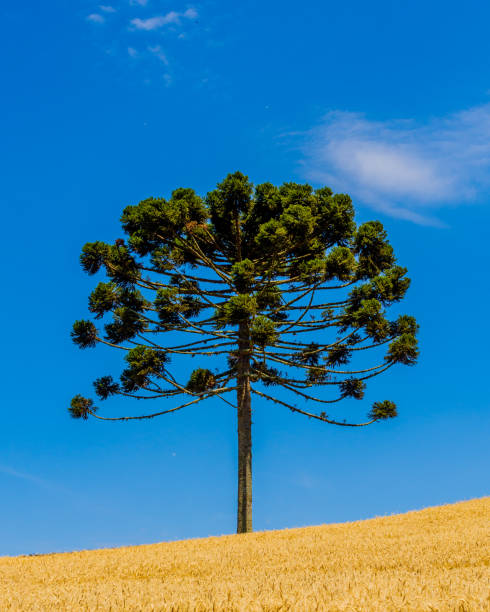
[0,497,488,611]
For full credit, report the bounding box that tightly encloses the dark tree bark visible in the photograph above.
[236,321,252,533]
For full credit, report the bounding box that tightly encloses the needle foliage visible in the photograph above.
[70,172,419,530]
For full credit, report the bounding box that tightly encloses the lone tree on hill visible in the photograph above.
[70,171,419,534]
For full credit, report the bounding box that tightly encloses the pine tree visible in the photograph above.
[70,172,419,533]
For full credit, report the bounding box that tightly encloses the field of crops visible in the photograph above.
[1,497,488,611]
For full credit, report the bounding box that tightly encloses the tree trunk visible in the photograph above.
[236,321,252,534]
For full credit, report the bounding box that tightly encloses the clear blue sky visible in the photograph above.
[1,0,489,556]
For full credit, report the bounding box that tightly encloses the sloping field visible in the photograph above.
[0,497,488,611]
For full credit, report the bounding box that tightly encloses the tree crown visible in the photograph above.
[70,172,419,426]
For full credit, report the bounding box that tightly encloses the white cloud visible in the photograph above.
[86,13,105,23]
[130,13,177,30]
[0,463,75,495]
[99,5,116,12]
[128,46,138,57]
[304,105,490,225]
[148,44,168,64]
[0,464,57,490]
[130,0,148,5]
[130,8,198,30]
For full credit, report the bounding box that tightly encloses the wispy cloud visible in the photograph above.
[130,8,197,31]
[183,7,198,19]
[303,104,490,225]
[148,44,168,64]
[0,464,55,489]
[86,13,106,23]
[292,471,319,490]
[85,3,202,85]
[0,463,79,502]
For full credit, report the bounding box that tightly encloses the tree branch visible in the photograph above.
[89,386,237,421]
[251,388,377,427]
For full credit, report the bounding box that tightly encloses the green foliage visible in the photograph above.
[391,315,419,337]
[325,344,351,366]
[121,189,207,257]
[180,295,205,319]
[88,282,119,319]
[88,283,148,324]
[154,287,205,328]
[340,298,390,342]
[386,334,419,365]
[346,332,362,346]
[149,245,174,272]
[368,400,398,420]
[207,172,253,252]
[254,218,290,254]
[279,182,316,208]
[212,172,253,214]
[120,347,168,392]
[154,288,183,327]
[215,294,258,326]
[315,190,356,247]
[247,183,355,263]
[250,316,278,348]
[324,246,356,281]
[294,256,328,283]
[231,260,255,292]
[170,187,208,230]
[307,366,329,384]
[255,285,282,311]
[347,266,411,311]
[186,368,216,393]
[281,203,315,238]
[71,320,97,348]
[69,395,96,419]
[251,362,282,386]
[242,182,281,241]
[293,343,321,367]
[104,306,147,344]
[105,244,141,288]
[71,171,419,430]
[290,343,330,384]
[371,266,411,305]
[340,378,366,399]
[354,221,395,279]
[93,376,120,400]
[80,242,110,275]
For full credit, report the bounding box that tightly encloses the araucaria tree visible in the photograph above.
[70,172,419,534]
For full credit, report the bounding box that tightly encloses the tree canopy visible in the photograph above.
[70,171,419,532]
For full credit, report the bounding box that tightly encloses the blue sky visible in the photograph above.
[1,0,489,556]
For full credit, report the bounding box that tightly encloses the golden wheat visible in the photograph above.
[0,497,488,611]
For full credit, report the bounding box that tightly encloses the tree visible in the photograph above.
[70,172,419,534]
